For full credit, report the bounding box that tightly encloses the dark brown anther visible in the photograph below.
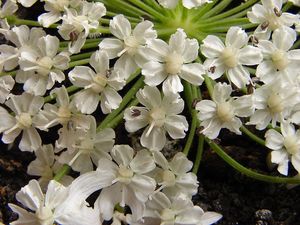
[274,7,282,17]
[131,108,141,117]
[250,35,259,46]
[192,98,200,108]
[106,69,112,78]
[260,21,269,30]
[208,66,216,74]
[70,31,78,42]
[247,84,254,94]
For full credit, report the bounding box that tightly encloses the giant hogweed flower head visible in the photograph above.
[4,1,300,225]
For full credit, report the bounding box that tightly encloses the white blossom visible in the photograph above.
[129,192,222,225]
[265,122,300,175]
[256,27,300,84]
[124,86,188,151]
[58,118,115,174]
[27,144,73,190]
[201,26,263,88]
[196,82,254,139]
[142,29,205,93]
[247,81,300,130]
[0,93,43,152]
[17,35,70,96]
[9,179,99,225]
[152,152,199,198]
[157,0,212,9]
[69,50,125,114]
[38,0,82,27]
[247,0,299,39]
[99,14,157,79]
[58,1,106,53]
[0,0,18,18]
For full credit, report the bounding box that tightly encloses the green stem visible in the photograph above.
[204,75,214,97]
[192,0,219,19]
[201,0,233,19]
[197,18,250,29]
[207,138,300,184]
[101,0,153,18]
[204,0,259,22]
[192,135,205,174]
[282,2,293,12]
[70,52,93,61]
[182,81,199,156]
[97,76,144,131]
[69,58,90,68]
[54,164,71,182]
[127,0,167,21]
[240,125,266,146]
[0,70,17,77]
[6,16,58,28]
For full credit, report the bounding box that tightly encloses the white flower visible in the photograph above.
[152,152,199,198]
[34,85,92,132]
[17,0,38,7]
[0,25,45,73]
[69,50,125,114]
[0,0,18,18]
[9,179,99,225]
[0,75,14,103]
[27,144,73,190]
[201,26,263,88]
[256,27,300,84]
[142,29,205,93]
[157,0,212,9]
[69,145,156,221]
[247,0,299,39]
[38,0,82,27]
[130,192,222,225]
[196,82,254,139]
[265,122,300,175]
[0,93,43,152]
[99,14,157,79]
[58,118,115,174]
[247,81,300,130]
[17,35,70,96]
[58,1,106,53]
[124,86,188,151]
[183,0,212,9]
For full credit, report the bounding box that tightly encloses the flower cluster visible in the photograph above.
[1,0,300,224]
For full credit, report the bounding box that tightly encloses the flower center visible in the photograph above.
[165,52,184,75]
[36,206,54,225]
[124,35,139,56]
[91,74,107,93]
[118,165,134,184]
[267,93,283,114]
[16,113,32,129]
[271,50,289,71]
[149,107,166,127]
[284,135,299,155]
[37,56,53,75]
[221,47,238,68]
[160,208,175,223]
[57,106,72,124]
[216,102,234,122]
[161,170,176,187]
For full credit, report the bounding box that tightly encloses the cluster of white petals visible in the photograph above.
[3,0,300,225]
